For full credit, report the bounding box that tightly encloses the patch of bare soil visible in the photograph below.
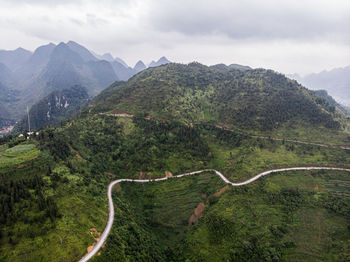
[165,170,173,178]
[104,172,116,178]
[110,109,134,118]
[188,202,205,225]
[68,144,87,162]
[314,184,319,192]
[214,185,230,197]
[115,184,122,192]
[147,172,151,179]
[86,228,102,253]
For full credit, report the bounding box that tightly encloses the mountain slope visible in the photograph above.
[110,61,134,81]
[149,56,171,67]
[0,48,32,71]
[66,41,98,62]
[14,85,88,131]
[93,62,341,131]
[133,60,147,73]
[292,66,350,106]
[314,90,350,116]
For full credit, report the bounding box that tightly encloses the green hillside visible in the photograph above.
[0,62,349,262]
[92,63,342,132]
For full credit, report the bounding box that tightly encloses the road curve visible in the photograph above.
[78,166,350,262]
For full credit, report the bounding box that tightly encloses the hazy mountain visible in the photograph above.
[0,63,16,88]
[14,85,89,131]
[314,89,350,116]
[290,66,350,106]
[110,61,134,81]
[66,41,98,62]
[114,57,128,68]
[0,47,32,71]
[34,42,117,95]
[100,53,114,62]
[210,63,252,72]
[0,40,172,125]
[134,60,147,73]
[14,43,56,82]
[0,81,19,126]
[149,56,171,67]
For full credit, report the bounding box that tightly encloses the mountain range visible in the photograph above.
[290,66,350,107]
[0,41,170,128]
[1,60,350,262]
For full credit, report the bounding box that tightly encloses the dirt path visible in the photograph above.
[215,125,350,150]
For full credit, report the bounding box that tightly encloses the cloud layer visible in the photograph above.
[0,0,350,74]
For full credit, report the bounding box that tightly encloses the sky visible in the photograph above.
[0,0,350,75]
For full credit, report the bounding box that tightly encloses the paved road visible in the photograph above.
[78,166,350,262]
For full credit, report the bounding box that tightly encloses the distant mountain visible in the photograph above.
[14,85,89,131]
[210,63,252,72]
[93,62,340,131]
[133,60,147,73]
[114,57,128,68]
[0,82,19,127]
[100,53,114,62]
[149,57,171,67]
[30,42,118,96]
[290,66,350,106]
[314,90,350,116]
[0,41,173,126]
[110,61,134,81]
[0,63,16,88]
[66,41,98,62]
[0,47,32,71]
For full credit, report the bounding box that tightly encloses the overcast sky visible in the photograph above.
[1,0,350,75]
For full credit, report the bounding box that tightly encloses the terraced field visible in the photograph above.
[0,143,40,167]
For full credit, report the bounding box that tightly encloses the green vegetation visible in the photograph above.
[0,143,40,167]
[92,63,348,144]
[1,63,350,261]
[93,170,349,262]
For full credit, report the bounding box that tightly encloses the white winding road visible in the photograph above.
[78,166,350,262]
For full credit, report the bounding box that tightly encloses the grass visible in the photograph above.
[0,143,40,168]
[95,169,349,261]
[206,135,350,182]
[0,180,108,262]
[266,120,350,146]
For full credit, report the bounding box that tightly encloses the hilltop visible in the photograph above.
[92,62,343,135]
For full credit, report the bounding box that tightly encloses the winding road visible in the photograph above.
[78,166,350,262]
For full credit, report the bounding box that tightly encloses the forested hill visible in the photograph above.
[92,62,341,131]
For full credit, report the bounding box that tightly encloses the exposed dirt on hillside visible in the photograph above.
[214,185,230,197]
[115,184,122,192]
[87,228,102,253]
[188,202,205,225]
[165,170,173,178]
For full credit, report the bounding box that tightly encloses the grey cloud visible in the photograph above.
[148,0,350,41]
